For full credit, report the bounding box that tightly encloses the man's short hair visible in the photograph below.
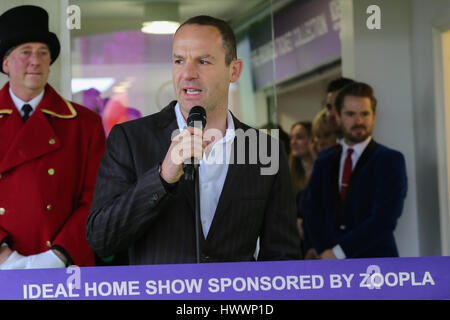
[176,15,237,65]
[327,77,355,93]
[335,82,377,114]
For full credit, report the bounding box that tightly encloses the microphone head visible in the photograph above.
[187,106,207,130]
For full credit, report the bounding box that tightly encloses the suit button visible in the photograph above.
[48,138,56,145]
[46,241,52,247]
[0,208,5,215]
[201,254,212,262]
[48,168,55,176]
[46,204,53,211]
[151,193,159,201]
[340,225,346,230]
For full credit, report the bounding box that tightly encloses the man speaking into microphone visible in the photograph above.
[87,16,301,265]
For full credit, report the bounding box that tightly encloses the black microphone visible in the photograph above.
[183,106,207,181]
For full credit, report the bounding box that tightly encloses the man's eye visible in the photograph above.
[174,59,182,64]
[200,60,209,65]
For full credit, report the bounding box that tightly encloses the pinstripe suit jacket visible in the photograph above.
[87,101,301,265]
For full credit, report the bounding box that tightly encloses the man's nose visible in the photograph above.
[29,52,42,65]
[181,61,199,80]
[355,115,364,124]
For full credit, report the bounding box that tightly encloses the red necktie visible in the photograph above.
[340,148,354,201]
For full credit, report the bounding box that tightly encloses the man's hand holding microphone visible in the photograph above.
[160,106,207,183]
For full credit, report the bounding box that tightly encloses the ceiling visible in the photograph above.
[70,0,275,37]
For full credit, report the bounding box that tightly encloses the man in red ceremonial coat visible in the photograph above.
[0,5,105,269]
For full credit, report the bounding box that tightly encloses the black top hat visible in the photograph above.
[0,5,60,73]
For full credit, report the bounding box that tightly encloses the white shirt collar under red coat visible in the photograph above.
[9,87,45,118]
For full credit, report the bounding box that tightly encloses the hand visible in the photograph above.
[297,218,304,240]
[160,127,205,184]
[0,244,13,265]
[52,249,68,266]
[304,248,319,260]
[319,249,337,260]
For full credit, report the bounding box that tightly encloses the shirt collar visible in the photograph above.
[9,87,45,113]
[340,136,372,157]
[174,102,235,143]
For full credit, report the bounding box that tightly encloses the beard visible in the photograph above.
[343,125,372,144]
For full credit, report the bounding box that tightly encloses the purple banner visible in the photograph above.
[78,31,172,65]
[250,0,341,89]
[0,257,449,300]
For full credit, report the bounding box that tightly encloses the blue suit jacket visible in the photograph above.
[303,139,407,258]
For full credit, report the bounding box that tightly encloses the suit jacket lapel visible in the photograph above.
[345,139,378,203]
[154,101,178,160]
[330,144,342,210]
[157,102,197,218]
[205,113,245,242]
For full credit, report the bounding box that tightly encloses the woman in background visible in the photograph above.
[288,121,315,257]
[301,109,339,259]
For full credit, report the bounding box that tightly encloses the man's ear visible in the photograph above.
[229,59,243,83]
[2,57,9,75]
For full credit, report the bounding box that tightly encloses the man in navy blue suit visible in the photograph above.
[303,82,407,259]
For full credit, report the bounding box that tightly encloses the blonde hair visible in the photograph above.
[312,108,331,137]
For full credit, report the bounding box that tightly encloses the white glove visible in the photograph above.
[24,250,66,269]
[0,251,27,270]
[0,250,65,270]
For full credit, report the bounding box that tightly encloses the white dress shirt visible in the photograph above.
[333,136,372,259]
[9,87,45,118]
[174,103,235,237]
[338,136,372,190]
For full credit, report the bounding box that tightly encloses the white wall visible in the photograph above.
[340,0,420,257]
[410,0,450,256]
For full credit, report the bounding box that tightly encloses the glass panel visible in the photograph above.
[233,0,277,130]
[441,29,450,255]
[69,0,278,265]
[273,0,342,137]
[70,0,277,138]
[70,12,174,135]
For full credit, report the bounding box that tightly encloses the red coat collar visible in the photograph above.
[0,82,77,119]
